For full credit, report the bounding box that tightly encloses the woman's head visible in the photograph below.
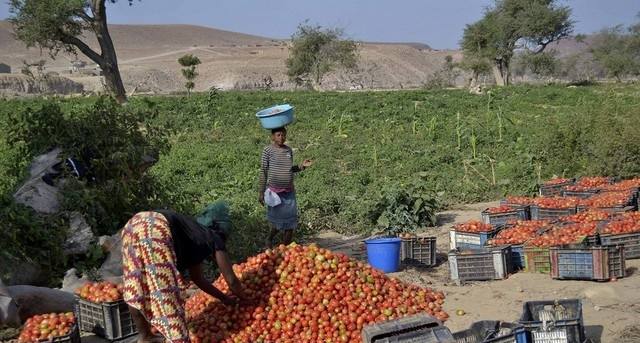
[196,201,231,242]
[271,127,287,146]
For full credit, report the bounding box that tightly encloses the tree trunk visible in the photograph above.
[92,0,127,103]
[492,60,511,86]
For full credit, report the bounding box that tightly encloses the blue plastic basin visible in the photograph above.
[365,237,402,273]
[256,104,294,129]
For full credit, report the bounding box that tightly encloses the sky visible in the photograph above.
[1,0,638,49]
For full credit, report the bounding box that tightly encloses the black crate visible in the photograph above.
[76,298,137,341]
[530,206,577,221]
[45,323,81,343]
[448,246,513,283]
[402,237,437,267]
[586,232,640,259]
[561,189,600,199]
[361,313,455,343]
[452,321,529,343]
[577,205,636,214]
[539,179,575,197]
[518,299,585,343]
[481,207,529,226]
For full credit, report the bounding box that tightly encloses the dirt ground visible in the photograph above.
[309,201,640,343]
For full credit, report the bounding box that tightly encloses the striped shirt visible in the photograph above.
[259,144,302,194]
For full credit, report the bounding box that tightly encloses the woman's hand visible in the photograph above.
[215,251,249,300]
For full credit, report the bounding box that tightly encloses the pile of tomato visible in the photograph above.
[601,219,640,235]
[184,244,447,343]
[575,176,613,188]
[532,196,579,209]
[488,220,550,245]
[75,281,123,303]
[17,313,75,343]
[503,196,535,206]
[485,205,517,214]
[453,220,494,233]
[600,178,640,192]
[580,191,634,208]
[544,178,573,186]
[558,210,610,223]
[527,222,597,247]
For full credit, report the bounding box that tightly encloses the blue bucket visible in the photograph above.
[365,237,402,273]
[256,104,294,129]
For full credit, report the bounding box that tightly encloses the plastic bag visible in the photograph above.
[264,189,282,207]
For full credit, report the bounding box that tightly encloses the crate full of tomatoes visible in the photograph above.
[17,312,80,343]
[74,281,137,340]
[586,213,640,259]
[450,221,501,250]
[538,178,575,197]
[481,205,529,226]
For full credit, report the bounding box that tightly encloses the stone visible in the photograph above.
[63,212,95,255]
[98,230,123,278]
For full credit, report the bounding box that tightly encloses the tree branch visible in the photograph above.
[60,33,104,65]
[75,10,94,25]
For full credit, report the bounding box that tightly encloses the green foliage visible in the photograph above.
[590,26,640,81]
[286,22,359,87]
[178,54,202,95]
[461,0,573,85]
[370,179,438,235]
[513,51,558,79]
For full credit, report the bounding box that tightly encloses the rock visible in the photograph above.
[98,230,123,278]
[13,149,62,214]
[63,212,95,255]
[0,280,20,327]
[0,253,44,286]
[60,268,88,294]
[98,235,115,252]
[4,286,75,322]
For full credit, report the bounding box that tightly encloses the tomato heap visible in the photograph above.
[488,220,550,245]
[527,222,597,247]
[18,312,75,343]
[575,176,612,188]
[503,196,535,206]
[453,220,494,233]
[485,205,517,214]
[600,178,640,192]
[185,244,447,343]
[601,219,640,235]
[544,178,572,186]
[580,191,634,208]
[75,281,123,303]
[532,196,579,209]
[558,210,610,223]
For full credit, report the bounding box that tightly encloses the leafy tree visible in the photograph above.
[458,55,492,87]
[9,0,132,103]
[178,54,202,95]
[590,26,639,81]
[461,0,573,86]
[286,22,359,88]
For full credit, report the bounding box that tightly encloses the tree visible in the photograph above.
[461,0,573,86]
[590,26,639,81]
[9,0,130,103]
[178,54,201,95]
[286,22,359,88]
[458,55,491,87]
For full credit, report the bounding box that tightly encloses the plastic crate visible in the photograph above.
[577,205,636,214]
[452,321,529,343]
[402,237,437,267]
[361,313,455,343]
[450,228,501,250]
[560,189,600,199]
[448,246,513,283]
[530,206,577,221]
[76,297,137,340]
[539,179,575,197]
[586,232,640,259]
[481,207,529,226]
[518,299,585,343]
[46,323,81,343]
[510,245,526,271]
[523,247,550,274]
[550,245,625,281]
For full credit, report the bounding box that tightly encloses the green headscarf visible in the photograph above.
[196,200,231,238]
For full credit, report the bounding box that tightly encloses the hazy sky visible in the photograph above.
[1,0,638,49]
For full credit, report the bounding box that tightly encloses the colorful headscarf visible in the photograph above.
[196,200,231,239]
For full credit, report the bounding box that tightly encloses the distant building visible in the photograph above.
[0,63,10,73]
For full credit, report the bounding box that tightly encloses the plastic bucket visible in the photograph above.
[256,104,294,129]
[365,237,402,273]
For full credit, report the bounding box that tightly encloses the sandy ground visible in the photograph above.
[309,201,640,343]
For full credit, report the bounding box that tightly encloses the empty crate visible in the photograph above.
[449,246,512,283]
[518,299,585,343]
[452,320,528,343]
[401,237,437,267]
[523,247,550,274]
[361,313,455,343]
[76,298,137,340]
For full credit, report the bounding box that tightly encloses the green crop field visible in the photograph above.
[2,84,640,281]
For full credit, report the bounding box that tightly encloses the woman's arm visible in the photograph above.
[187,263,236,305]
[214,250,248,300]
